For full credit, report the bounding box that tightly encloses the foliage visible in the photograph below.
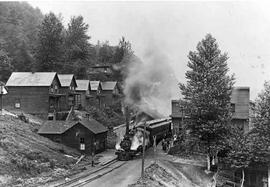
[63,16,92,78]
[0,2,43,75]
[223,126,251,169]
[35,12,64,72]
[97,41,115,64]
[179,34,235,157]
[248,82,270,165]
[85,104,124,128]
[111,37,134,81]
[0,49,13,81]
[254,81,270,122]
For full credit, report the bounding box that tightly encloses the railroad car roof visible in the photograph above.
[6,72,58,87]
[76,80,90,91]
[38,118,108,134]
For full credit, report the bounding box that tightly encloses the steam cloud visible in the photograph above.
[124,47,179,117]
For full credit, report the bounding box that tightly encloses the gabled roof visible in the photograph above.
[100,81,117,91]
[90,81,100,91]
[76,80,90,91]
[38,121,74,134]
[58,74,77,87]
[6,72,58,87]
[38,118,108,135]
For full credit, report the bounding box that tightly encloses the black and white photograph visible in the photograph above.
[0,0,269,186]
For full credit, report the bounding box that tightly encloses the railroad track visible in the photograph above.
[54,160,127,187]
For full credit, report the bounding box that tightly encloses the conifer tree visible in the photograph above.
[180,34,235,169]
[63,16,91,78]
[35,12,64,72]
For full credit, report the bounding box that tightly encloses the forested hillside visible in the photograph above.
[0,2,43,80]
[0,2,133,82]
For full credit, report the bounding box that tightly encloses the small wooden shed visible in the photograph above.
[38,118,108,154]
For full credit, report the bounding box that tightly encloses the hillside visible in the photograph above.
[0,114,81,186]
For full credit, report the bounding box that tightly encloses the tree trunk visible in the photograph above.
[240,169,245,187]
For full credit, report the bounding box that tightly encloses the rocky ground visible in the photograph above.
[130,161,216,187]
[129,163,196,187]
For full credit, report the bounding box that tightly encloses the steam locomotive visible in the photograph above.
[115,118,172,161]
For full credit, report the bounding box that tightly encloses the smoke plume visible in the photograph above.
[124,47,179,117]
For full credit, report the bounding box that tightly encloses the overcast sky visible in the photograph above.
[28,1,270,100]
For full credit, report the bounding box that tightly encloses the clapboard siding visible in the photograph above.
[3,86,49,115]
[231,87,249,119]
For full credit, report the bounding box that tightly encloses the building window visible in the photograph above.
[54,85,58,92]
[80,137,85,151]
[75,95,81,106]
[68,96,74,106]
[15,99,21,109]
[231,103,236,113]
[80,137,85,143]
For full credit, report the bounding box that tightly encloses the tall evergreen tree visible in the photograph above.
[111,37,133,81]
[248,82,270,165]
[63,16,91,78]
[180,34,235,168]
[35,12,64,72]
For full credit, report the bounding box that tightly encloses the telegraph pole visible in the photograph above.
[141,121,146,178]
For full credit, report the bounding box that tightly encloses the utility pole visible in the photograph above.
[141,121,146,178]
[153,135,156,162]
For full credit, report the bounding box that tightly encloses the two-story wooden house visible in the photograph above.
[75,80,91,109]
[3,72,63,119]
[89,81,102,107]
[171,86,250,134]
[100,81,121,107]
[58,74,77,111]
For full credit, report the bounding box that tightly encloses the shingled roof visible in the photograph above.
[90,81,100,91]
[76,80,90,91]
[100,81,117,91]
[38,118,107,135]
[58,74,77,87]
[6,72,58,87]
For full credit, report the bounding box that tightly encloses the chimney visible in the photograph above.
[125,105,130,135]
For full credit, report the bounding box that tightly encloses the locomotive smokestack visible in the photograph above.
[125,106,130,135]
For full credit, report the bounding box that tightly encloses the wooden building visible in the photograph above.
[38,118,108,154]
[88,65,113,81]
[75,80,91,109]
[230,87,250,132]
[100,81,121,107]
[58,74,77,111]
[171,86,250,133]
[89,81,102,107]
[171,99,189,135]
[3,72,64,119]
